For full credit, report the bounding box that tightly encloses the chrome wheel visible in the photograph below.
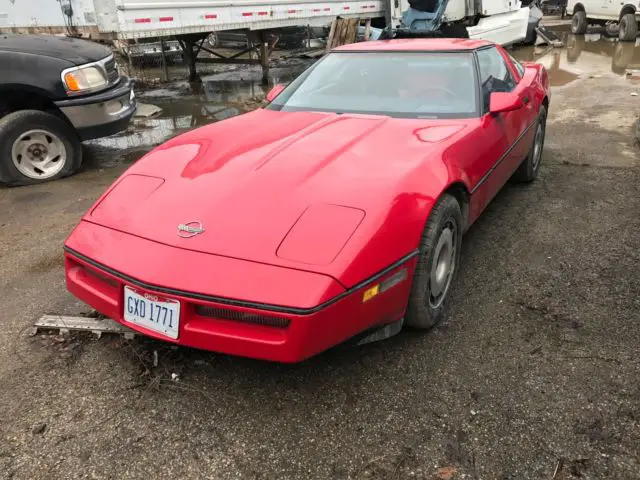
[11,129,66,180]
[532,123,544,171]
[429,220,457,309]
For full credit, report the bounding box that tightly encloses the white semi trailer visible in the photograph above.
[0,0,536,79]
[0,0,534,42]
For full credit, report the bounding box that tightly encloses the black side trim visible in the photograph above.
[470,117,537,195]
[64,246,419,316]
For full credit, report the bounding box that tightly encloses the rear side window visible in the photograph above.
[507,52,526,77]
[477,47,516,112]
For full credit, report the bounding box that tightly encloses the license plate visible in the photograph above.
[123,286,180,339]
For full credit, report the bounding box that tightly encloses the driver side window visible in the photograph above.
[477,47,516,113]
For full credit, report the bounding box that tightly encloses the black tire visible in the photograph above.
[207,32,218,48]
[0,110,82,187]
[513,105,547,183]
[619,13,638,42]
[571,11,588,35]
[405,194,463,329]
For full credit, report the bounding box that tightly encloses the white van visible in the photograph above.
[566,0,640,41]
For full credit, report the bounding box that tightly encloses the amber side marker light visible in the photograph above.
[362,268,408,303]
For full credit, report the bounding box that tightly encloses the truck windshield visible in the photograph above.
[267,51,478,118]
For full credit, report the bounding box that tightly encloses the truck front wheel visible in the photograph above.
[0,110,82,186]
[619,13,638,42]
[571,11,588,35]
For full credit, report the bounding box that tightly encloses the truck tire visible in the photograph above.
[571,11,588,34]
[619,13,638,42]
[0,110,82,187]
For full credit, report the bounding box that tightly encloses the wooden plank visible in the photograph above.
[325,16,362,51]
[345,18,359,44]
[364,18,371,41]
[331,18,347,48]
[325,18,338,53]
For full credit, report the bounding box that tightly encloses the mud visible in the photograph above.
[0,26,639,480]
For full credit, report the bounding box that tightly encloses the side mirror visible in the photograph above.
[489,92,523,114]
[266,84,285,102]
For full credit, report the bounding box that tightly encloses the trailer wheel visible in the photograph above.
[571,11,588,35]
[206,32,218,48]
[0,110,82,186]
[619,13,638,42]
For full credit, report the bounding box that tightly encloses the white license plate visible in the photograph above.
[123,286,180,339]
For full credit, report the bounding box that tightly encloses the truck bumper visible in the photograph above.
[55,78,136,141]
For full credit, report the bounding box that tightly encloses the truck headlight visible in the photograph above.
[62,65,108,93]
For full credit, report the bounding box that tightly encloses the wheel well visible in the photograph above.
[573,3,585,12]
[0,89,63,119]
[444,182,470,230]
[620,4,636,18]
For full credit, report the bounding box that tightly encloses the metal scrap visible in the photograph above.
[535,26,563,48]
[33,315,136,339]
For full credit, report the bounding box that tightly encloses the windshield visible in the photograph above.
[267,51,479,118]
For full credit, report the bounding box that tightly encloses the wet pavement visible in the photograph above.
[513,31,640,84]
[0,26,639,480]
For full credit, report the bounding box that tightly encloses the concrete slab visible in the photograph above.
[134,103,163,118]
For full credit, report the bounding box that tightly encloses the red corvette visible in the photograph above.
[64,39,550,363]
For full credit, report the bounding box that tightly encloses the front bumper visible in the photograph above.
[55,77,137,141]
[64,222,415,363]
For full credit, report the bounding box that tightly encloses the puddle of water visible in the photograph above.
[84,60,311,168]
[512,31,640,86]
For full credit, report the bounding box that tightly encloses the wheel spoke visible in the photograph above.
[14,144,28,164]
[40,158,55,170]
[22,160,39,176]
[46,139,61,162]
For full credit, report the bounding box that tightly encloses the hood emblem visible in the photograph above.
[177,221,205,238]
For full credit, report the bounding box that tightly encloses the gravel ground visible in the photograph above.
[0,47,638,479]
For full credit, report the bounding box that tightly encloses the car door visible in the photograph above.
[502,50,539,158]
[473,47,530,208]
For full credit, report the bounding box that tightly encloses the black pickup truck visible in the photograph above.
[0,34,136,186]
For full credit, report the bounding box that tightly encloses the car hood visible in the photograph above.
[86,109,470,280]
[0,34,112,65]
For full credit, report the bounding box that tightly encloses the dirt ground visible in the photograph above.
[0,30,639,480]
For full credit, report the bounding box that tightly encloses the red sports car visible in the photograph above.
[64,39,550,363]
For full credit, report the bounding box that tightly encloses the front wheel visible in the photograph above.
[0,110,82,186]
[571,11,588,35]
[619,13,638,42]
[405,194,463,329]
[513,105,547,183]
